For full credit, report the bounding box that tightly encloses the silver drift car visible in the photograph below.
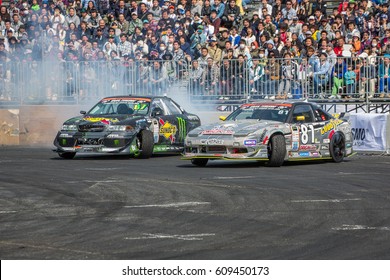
[182,101,353,167]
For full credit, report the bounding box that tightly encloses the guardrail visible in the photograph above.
[1,57,390,108]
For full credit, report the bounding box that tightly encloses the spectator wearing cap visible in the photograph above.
[351,33,362,55]
[211,0,225,20]
[325,42,337,65]
[129,11,143,35]
[312,51,331,96]
[167,5,177,21]
[80,8,91,23]
[207,36,222,63]
[289,16,301,35]
[190,24,207,58]
[250,12,260,30]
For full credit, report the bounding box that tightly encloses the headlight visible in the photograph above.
[107,125,134,132]
[61,124,78,131]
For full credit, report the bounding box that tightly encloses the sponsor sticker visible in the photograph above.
[244,139,257,146]
[159,119,177,143]
[201,129,234,135]
[321,119,343,135]
[200,138,224,145]
[299,152,310,157]
[177,117,187,142]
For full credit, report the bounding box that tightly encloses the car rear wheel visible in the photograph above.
[330,133,345,163]
[267,134,286,167]
[136,130,154,159]
[191,158,208,167]
[58,152,76,159]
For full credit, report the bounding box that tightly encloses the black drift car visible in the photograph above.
[53,96,201,159]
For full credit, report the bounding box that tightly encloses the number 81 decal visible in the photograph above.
[300,124,314,144]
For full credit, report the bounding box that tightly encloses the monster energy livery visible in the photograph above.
[183,101,353,167]
[53,96,201,159]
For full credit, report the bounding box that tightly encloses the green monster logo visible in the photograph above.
[177,117,187,141]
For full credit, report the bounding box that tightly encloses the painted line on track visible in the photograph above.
[211,176,256,180]
[291,198,362,203]
[124,202,211,208]
[332,224,390,231]
[125,233,216,241]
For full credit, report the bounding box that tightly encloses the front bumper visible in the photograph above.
[53,131,138,154]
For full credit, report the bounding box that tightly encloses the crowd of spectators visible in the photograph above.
[2,0,390,100]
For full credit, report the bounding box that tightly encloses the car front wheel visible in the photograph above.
[136,130,154,159]
[330,133,345,163]
[267,134,286,167]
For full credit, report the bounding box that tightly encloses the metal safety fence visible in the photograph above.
[1,56,390,105]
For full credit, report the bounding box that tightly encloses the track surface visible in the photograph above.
[0,147,389,259]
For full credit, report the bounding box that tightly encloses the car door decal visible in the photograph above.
[176,117,187,142]
[159,118,177,143]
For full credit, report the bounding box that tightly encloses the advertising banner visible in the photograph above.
[349,113,388,152]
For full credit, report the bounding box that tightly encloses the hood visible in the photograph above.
[189,120,280,137]
[63,114,142,132]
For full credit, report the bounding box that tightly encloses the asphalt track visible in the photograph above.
[0,147,389,260]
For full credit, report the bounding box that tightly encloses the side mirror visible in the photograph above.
[219,116,227,121]
[80,110,86,115]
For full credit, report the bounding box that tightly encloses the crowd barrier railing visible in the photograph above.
[1,57,390,105]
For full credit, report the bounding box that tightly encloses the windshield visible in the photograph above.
[87,98,151,115]
[226,105,291,122]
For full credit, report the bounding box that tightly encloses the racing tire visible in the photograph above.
[330,133,345,163]
[267,134,286,167]
[136,130,154,159]
[58,152,76,159]
[191,158,208,167]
